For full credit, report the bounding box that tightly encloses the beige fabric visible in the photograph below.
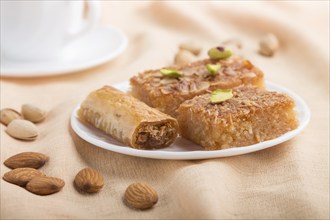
[1,1,329,219]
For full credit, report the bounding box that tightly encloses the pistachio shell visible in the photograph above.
[179,41,202,55]
[174,50,196,65]
[259,33,279,57]
[21,104,46,123]
[0,108,21,125]
[6,119,38,141]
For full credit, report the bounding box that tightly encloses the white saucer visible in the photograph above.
[0,26,127,77]
[70,81,311,160]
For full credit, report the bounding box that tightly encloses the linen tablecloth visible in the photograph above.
[1,1,329,219]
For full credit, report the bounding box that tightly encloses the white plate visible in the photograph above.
[0,26,127,77]
[71,81,310,160]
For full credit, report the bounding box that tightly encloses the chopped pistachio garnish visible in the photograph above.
[208,47,232,60]
[210,89,233,103]
[160,68,182,78]
[206,64,221,75]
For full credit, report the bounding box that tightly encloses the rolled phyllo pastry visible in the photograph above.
[78,86,179,149]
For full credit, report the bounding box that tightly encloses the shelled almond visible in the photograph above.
[124,182,158,210]
[26,176,65,195]
[4,152,49,169]
[2,152,65,196]
[74,168,104,193]
[3,168,45,187]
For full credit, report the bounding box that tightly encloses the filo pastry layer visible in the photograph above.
[78,86,179,149]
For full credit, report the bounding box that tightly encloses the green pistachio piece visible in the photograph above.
[207,47,232,60]
[206,64,221,75]
[160,68,182,78]
[210,89,233,103]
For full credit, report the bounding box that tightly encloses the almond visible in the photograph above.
[160,87,175,95]
[124,182,158,210]
[74,168,104,193]
[242,72,257,80]
[160,78,178,85]
[3,168,45,187]
[195,81,210,93]
[4,152,49,169]
[26,176,65,195]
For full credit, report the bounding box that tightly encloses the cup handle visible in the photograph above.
[63,0,101,44]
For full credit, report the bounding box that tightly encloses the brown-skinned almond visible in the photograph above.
[4,152,49,169]
[26,176,65,195]
[3,168,45,187]
[124,182,158,210]
[74,168,104,193]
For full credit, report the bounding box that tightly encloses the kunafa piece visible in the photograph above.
[78,86,178,149]
[176,86,298,150]
[130,55,264,116]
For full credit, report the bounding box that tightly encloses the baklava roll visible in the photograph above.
[78,86,179,149]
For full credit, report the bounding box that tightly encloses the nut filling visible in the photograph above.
[136,123,176,149]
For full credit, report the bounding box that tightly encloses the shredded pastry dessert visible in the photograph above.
[130,56,264,116]
[176,85,298,150]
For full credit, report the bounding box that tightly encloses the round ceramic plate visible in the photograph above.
[0,26,127,77]
[70,81,310,160]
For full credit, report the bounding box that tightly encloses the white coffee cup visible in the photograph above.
[0,0,100,61]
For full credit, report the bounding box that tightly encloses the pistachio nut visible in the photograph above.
[259,33,279,57]
[6,119,38,141]
[222,38,243,49]
[208,47,232,60]
[160,68,183,78]
[21,104,46,123]
[174,50,196,65]
[210,89,233,104]
[206,64,221,75]
[0,108,21,126]
[179,41,202,55]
